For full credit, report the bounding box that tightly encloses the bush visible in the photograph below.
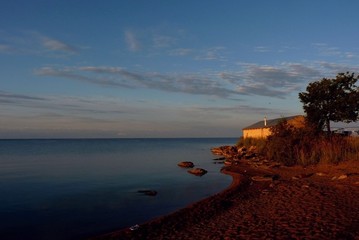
[264,119,302,166]
[237,136,266,153]
[263,119,359,166]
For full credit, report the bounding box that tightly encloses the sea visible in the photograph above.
[0,138,237,240]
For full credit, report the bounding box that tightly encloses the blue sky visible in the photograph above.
[1,0,359,138]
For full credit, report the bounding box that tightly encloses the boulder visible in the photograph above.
[177,161,194,168]
[188,168,207,176]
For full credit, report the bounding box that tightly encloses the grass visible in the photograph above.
[239,121,359,166]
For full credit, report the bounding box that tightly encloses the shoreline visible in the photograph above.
[90,165,252,240]
[91,160,359,240]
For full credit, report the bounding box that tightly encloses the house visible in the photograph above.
[242,115,305,139]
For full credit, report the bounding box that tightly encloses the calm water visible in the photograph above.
[0,138,237,240]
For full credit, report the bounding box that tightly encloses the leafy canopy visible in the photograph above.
[298,72,359,133]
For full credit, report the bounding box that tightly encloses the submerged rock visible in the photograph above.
[188,168,207,176]
[177,161,194,168]
[138,190,158,196]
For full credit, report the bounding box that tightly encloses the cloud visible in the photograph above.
[220,63,322,98]
[36,61,350,100]
[317,62,359,76]
[0,44,12,53]
[0,91,46,102]
[153,34,175,48]
[41,37,77,53]
[194,105,271,114]
[35,66,238,98]
[125,30,141,51]
[254,46,271,53]
[168,48,192,56]
[311,43,359,60]
[35,66,137,88]
[0,30,78,56]
[312,43,341,57]
[0,90,135,119]
[195,47,227,61]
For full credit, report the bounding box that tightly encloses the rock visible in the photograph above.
[211,145,261,161]
[130,224,140,231]
[177,161,194,168]
[292,173,313,180]
[213,161,224,164]
[224,160,232,166]
[316,172,327,176]
[269,163,281,168]
[138,190,158,196]
[338,174,348,180]
[188,168,207,176]
[251,176,273,182]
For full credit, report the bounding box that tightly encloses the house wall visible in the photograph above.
[243,128,271,139]
[242,116,306,139]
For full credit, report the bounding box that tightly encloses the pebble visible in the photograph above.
[316,172,327,176]
[338,174,348,180]
[130,224,140,231]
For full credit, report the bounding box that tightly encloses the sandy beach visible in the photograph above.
[92,160,359,240]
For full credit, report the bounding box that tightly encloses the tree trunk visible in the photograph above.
[326,118,331,135]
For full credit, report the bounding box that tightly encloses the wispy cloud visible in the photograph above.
[35,66,238,98]
[312,43,341,56]
[35,61,352,100]
[0,90,134,118]
[221,63,322,98]
[153,34,175,48]
[125,30,141,51]
[311,42,359,60]
[0,30,78,56]
[195,47,227,61]
[0,43,12,53]
[254,46,271,53]
[317,61,359,76]
[41,37,77,53]
[0,91,45,103]
[168,48,192,56]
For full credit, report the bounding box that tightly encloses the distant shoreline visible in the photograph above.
[0,137,240,141]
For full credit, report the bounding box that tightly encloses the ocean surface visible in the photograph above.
[0,138,237,240]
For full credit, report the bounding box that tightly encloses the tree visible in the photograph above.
[298,72,359,133]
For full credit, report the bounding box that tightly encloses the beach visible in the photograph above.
[92,160,359,240]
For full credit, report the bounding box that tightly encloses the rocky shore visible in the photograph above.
[91,145,359,240]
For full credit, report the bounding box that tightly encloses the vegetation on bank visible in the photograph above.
[238,72,359,166]
[238,120,359,166]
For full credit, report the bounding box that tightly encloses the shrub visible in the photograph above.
[263,119,359,166]
[237,136,266,153]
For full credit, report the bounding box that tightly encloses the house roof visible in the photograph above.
[243,115,303,130]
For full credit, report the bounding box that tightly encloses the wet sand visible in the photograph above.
[92,160,359,240]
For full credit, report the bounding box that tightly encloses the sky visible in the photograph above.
[1,0,359,138]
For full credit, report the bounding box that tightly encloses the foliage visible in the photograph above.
[262,117,359,166]
[237,136,266,153]
[264,119,303,166]
[298,72,359,133]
